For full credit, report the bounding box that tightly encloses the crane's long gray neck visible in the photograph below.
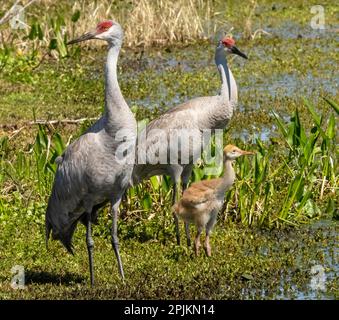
[215,48,231,101]
[104,43,128,120]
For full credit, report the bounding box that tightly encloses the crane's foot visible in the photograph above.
[88,245,94,287]
[112,239,125,280]
[111,199,125,281]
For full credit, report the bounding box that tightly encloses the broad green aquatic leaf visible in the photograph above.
[150,176,159,190]
[303,98,322,127]
[296,189,312,214]
[52,132,65,155]
[293,109,307,148]
[35,125,48,151]
[325,198,336,218]
[129,186,136,198]
[161,175,170,193]
[272,110,289,140]
[295,176,305,202]
[287,120,295,148]
[192,167,203,182]
[326,114,335,139]
[256,138,267,156]
[142,193,152,210]
[303,130,319,165]
[303,99,329,140]
[303,199,320,218]
[279,173,304,219]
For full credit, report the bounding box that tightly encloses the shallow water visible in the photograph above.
[276,220,337,300]
[235,219,338,300]
[112,21,338,148]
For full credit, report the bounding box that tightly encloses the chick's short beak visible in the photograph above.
[241,150,256,156]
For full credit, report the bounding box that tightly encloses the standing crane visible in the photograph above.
[173,144,255,256]
[132,36,247,246]
[45,20,137,285]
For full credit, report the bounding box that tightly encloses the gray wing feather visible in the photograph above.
[46,134,93,252]
[133,96,222,183]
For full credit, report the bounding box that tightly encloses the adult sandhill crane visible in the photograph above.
[132,37,247,245]
[45,20,137,285]
[173,144,255,256]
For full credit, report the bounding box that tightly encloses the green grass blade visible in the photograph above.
[323,97,339,115]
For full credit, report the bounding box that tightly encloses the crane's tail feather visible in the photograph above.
[62,239,74,255]
[59,220,77,255]
[45,200,78,255]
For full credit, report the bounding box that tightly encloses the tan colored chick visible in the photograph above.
[173,144,255,256]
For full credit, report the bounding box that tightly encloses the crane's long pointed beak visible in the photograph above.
[67,31,96,45]
[231,46,248,59]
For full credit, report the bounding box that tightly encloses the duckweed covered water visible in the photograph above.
[0,0,338,299]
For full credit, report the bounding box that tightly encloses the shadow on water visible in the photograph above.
[25,269,85,286]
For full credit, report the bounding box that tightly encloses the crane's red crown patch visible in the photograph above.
[222,37,235,47]
[96,20,114,33]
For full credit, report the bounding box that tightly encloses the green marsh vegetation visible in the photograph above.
[0,0,338,299]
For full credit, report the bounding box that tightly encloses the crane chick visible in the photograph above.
[173,144,255,257]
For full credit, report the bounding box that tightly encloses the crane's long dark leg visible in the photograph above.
[184,222,191,247]
[182,164,193,248]
[85,212,94,286]
[172,182,180,245]
[111,199,124,280]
